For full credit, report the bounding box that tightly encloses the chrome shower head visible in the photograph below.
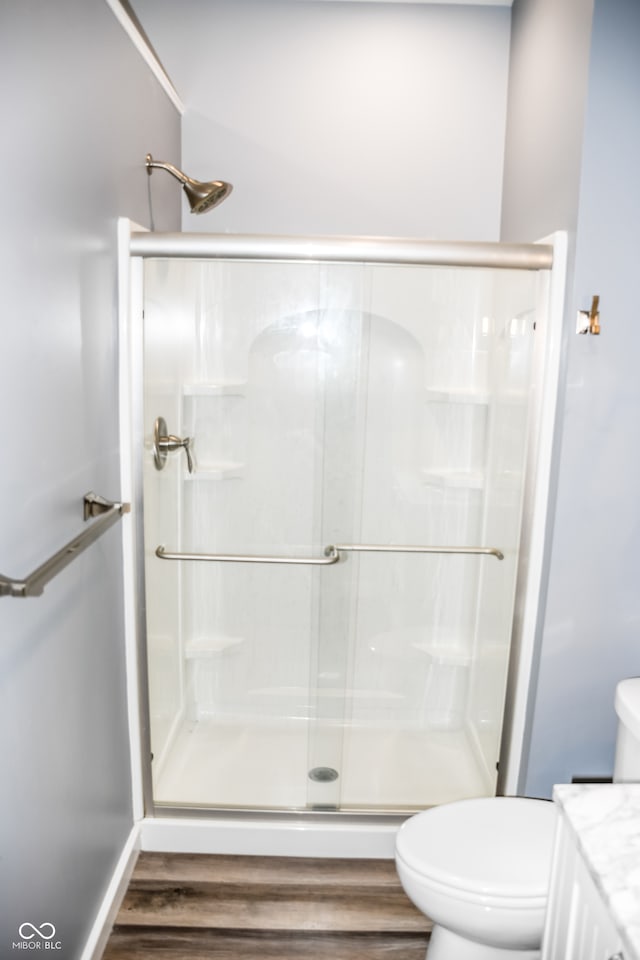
[145,153,233,214]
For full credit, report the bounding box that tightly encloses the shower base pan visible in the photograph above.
[152,718,491,811]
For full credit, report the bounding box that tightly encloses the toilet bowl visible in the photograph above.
[395,796,557,960]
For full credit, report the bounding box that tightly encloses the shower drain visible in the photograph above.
[308,766,339,783]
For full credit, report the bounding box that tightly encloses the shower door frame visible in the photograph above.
[118,219,567,847]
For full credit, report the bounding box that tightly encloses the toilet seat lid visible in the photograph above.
[396,797,557,898]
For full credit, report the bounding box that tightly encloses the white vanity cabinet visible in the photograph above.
[542,812,624,960]
[541,784,640,960]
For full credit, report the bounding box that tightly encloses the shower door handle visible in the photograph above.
[153,417,194,473]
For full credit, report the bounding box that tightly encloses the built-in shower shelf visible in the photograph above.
[425,388,490,405]
[186,461,245,480]
[183,381,247,397]
[421,469,484,490]
[411,642,471,666]
[185,636,244,658]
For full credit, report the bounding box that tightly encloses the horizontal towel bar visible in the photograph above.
[0,493,130,599]
[155,542,504,565]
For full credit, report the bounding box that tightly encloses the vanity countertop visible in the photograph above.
[553,783,640,960]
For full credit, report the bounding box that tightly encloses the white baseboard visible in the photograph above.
[79,824,140,960]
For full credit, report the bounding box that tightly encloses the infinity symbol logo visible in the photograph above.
[18,922,56,941]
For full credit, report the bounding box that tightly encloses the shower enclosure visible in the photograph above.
[125,232,557,818]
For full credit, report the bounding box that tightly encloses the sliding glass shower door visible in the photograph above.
[141,254,542,813]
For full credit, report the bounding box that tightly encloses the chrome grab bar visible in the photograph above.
[0,493,130,599]
[156,542,503,565]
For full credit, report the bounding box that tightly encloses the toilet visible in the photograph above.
[395,676,640,959]
[395,796,557,959]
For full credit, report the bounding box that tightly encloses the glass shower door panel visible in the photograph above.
[143,258,366,810]
[335,264,539,809]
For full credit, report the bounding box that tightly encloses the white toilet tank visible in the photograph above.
[614,678,640,781]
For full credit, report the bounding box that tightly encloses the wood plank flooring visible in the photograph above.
[102,853,432,959]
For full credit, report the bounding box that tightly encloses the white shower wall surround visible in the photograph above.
[126,230,565,822]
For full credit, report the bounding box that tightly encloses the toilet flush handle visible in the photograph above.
[153,417,194,473]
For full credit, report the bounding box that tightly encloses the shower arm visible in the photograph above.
[155,543,504,564]
[145,155,189,186]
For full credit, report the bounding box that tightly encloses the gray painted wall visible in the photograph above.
[520,0,640,797]
[500,0,594,241]
[134,0,511,240]
[0,2,180,956]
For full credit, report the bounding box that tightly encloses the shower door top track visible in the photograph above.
[130,231,553,271]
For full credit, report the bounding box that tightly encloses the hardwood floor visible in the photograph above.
[102,853,432,959]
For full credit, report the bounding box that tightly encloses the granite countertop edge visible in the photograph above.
[553,783,640,960]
